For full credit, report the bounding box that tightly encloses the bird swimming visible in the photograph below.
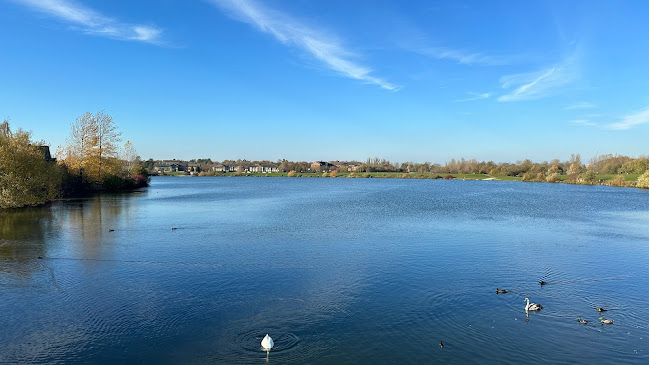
[524,297,543,311]
[599,317,614,324]
[496,288,508,294]
[261,334,274,351]
[577,316,588,324]
[596,307,608,313]
[439,340,444,348]
[539,280,547,286]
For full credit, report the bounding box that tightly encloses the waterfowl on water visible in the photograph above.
[496,288,508,294]
[599,317,614,324]
[524,297,543,311]
[539,280,548,286]
[597,307,608,313]
[439,340,444,348]
[577,316,588,324]
[261,334,274,351]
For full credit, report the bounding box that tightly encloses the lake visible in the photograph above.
[1,176,648,364]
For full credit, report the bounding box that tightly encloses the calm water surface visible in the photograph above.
[1,177,649,364]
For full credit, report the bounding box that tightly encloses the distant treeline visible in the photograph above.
[141,154,649,189]
[144,155,649,176]
[1,113,148,209]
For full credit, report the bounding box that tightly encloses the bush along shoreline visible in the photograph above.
[1,115,149,210]
[159,169,649,190]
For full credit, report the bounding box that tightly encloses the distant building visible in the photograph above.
[249,164,279,173]
[188,162,201,173]
[213,164,246,172]
[212,164,227,172]
[310,161,335,171]
[38,146,56,162]
[333,160,361,172]
[153,160,188,173]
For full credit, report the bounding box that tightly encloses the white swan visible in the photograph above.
[261,334,274,351]
[524,297,543,311]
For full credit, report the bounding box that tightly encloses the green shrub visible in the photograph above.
[637,170,649,189]
[546,173,561,183]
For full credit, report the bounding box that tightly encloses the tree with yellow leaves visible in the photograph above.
[0,120,61,208]
[59,111,122,184]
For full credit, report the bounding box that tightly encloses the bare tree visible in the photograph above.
[61,111,122,183]
[62,112,98,180]
[95,110,122,180]
[121,140,138,173]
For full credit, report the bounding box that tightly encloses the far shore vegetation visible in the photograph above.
[1,113,148,209]
[2,117,648,210]
[147,155,649,190]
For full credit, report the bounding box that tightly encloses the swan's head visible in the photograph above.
[524,297,530,301]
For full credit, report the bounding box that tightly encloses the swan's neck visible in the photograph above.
[525,299,530,310]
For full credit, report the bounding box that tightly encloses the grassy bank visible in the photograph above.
[161,171,649,190]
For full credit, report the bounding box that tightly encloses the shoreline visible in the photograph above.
[151,172,646,190]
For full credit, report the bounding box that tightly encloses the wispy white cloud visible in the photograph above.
[497,54,579,102]
[13,0,162,44]
[571,119,597,126]
[455,92,490,102]
[207,0,396,90]
[415,47,515,66]
[565,102,596,110]
[391,21,518,66]
[604,107,649,130]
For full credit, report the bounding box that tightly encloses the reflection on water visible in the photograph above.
[0,207,55,276]
[65,196,122,261]
[0,194,136,272]
[1,178,649,364]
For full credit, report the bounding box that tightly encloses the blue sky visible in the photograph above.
[1,0,648,163]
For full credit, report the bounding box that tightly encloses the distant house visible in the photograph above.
[38,146,56,162]
[188,162,201,173]
[212,164,227,172]
[153,160,188,173]
[212,164,242,172]
[311,161,336,171]
[264,164,279,173]
[333,160,361,172]
[347,162,361,172]
[249,164,279,173]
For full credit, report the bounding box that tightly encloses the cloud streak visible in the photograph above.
[604,107,649,130]
[571,119,597,126]
[497,54,578,102]
[455,92,490,102]
[14,0,162,44]
[415,47,515,66]
[565,102,595,110]
[207,0,396,90]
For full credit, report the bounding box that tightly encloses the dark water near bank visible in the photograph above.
[2,177,649,364]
